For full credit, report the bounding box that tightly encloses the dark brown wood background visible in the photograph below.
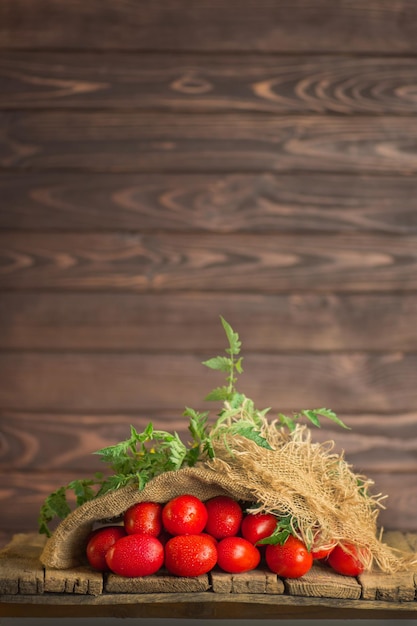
[1,0,417,546]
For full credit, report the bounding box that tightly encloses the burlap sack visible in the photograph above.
[40,465,253,569]
[40,424,414,572]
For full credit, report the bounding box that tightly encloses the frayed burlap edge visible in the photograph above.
[206,429,417,574]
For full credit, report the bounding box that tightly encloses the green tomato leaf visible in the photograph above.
[278,413,296,432]
[205,386,231,402]
[202,356,231,372]
[220,316,241,355]
[232,423,273,450]
[317,408,351,430]
[301,410,322,428]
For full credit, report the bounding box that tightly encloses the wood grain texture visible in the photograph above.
[373,474,417,532]
[1,0,417,540]
[210,569,284,594]
[285,563,361,599]
[1,595,417,621]
[2,53,417,115]
[2,112,417,174]
[2,232,417,293]
[3,292,417,351]
[1,1,417,53]
[105,572,210,594]
[1,410,416,474]
[44,564,103,596]
[0,532,12,550]
[2,171,417,234]
[1,353,417,413]
[0,533,45,595]
[359,569,416,602]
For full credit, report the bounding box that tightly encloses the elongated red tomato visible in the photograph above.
[265,535,313,578]
[204,496,243,539]
[327,543,367,576]
[311,542,337,560]
[164,534,217,577]
[124,501,163,536]
[162,494,208,535]
[310,531,337,560]
[86,525,126,572]
[241,512,277,544]
[216,536,261,573]
[105,534,164,577]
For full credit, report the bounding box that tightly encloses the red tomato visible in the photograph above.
[105,534,164,577]
[241,512,277,544]
[197,532,218,546]
[265,535,313,578]
[217,536,261,573]
[326,543,367,576]
[164,534,217,577]
[162,494,208,536]
[86,525,126,572]
[311,543,337,560]
[124,501,163,536]
[204,495,243,539]
[310,531,337,560]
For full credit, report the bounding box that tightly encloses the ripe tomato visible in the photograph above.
[311,543,337,560]
[204,495,243,539]
[241,512,277,544]
[197,532,218,547]
[311,543,336,561]
[326,542,367,576]
[164,534,217,577]
[105,534,164,577]
[265,535,313,578]
[310,530,337,560]
[86,525,126,572]
[217,536,261,573]
[162,494,208,535]
[124,501,163,536]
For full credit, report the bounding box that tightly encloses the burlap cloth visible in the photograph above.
[40,466,250,569]
[40,426,415,572]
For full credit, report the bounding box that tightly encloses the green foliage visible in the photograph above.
[257,514,295,546]
[202,316,243,401]
[278,408,350,432]
[38,316,349,537]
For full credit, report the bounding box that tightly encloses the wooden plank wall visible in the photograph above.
[1,0,417,545]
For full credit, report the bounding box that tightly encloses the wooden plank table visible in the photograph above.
[0,531,416,619]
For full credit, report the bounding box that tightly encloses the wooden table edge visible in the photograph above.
[1,591,417,619]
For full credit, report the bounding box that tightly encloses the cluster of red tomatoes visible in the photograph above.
[86,494,366,579]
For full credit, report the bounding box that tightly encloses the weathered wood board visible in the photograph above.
[1,0,417,552]
[0,532,416,610]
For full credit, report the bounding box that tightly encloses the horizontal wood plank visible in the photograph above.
[0,533,45,595]
[285,563,361,599]
[3,292,417,351]
[2,53,417,115]
[2,113,417,174]
[0,531,13,550]
[1,352,417,413]
[2,171,417,234]
[1,471,415,535]
[2,232,417,293]
[373,474,417,532]
[1,595,417,620]
[1,1,417,53]
[1,410,416,474]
